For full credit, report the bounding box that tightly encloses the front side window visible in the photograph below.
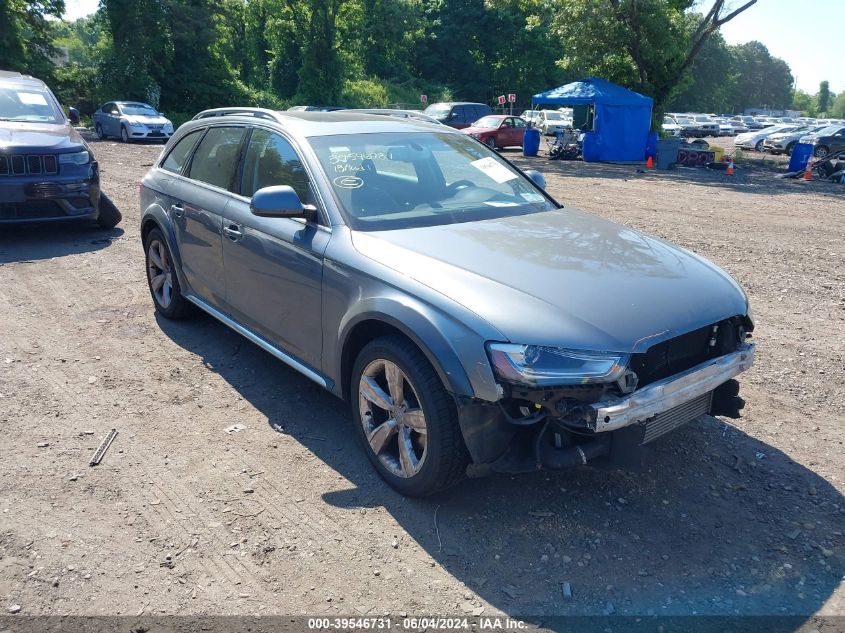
[161,130,202,174]
[309,132,556,231]
[187,126,246,191]
[0,85,63,123]
[240,128,311,202]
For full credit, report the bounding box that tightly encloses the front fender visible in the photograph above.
[330,292,500,403]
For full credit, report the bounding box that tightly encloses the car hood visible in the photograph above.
[462,126,496,135]
[351,209,748,352]
[124,115,170,125]
[0,121,85,153]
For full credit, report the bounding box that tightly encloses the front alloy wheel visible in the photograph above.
[351,336,469,496]
[359,359,428,479]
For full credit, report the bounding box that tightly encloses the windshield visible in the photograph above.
[121,103,159,116]
[0,85,64,123]
[675,117,693,124]
[423,104,451,120]
[814,125,842,136]
[309,132,557,231]
[542,111,563,120]
[474,116,501,128]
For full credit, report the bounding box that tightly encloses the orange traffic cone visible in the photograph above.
[646,156,654,168]
[803,158,813,181]
[726,160,734,176]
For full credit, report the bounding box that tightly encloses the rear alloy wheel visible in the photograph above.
[145,228,191,319]
[814,145,829,158]
[120,126,130,143]
[352,336,468,496]
[485,136,496,149]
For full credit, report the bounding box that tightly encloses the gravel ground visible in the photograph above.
[0,138,843,626]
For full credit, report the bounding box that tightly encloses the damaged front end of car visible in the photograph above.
[459,315,755,476]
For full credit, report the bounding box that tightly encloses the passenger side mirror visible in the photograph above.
[68,107,80,125]
[523,169,546,190]
[250,185,317,221]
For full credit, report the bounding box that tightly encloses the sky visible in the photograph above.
[717,0,845,94]
[64,0,844,95]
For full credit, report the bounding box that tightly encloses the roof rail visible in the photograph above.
[191,107,283,122]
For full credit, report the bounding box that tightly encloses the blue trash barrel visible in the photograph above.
[523,126,541,157]
[788,143,813,173]
[645,132,658,160]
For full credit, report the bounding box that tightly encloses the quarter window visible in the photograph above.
[160,130,202,174]
[187,126,247,191]
[240,128,311,202]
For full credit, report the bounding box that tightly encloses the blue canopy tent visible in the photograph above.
[532,77,653,162]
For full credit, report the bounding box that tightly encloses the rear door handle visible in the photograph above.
[223,224,243,241]
[170,204,184,218]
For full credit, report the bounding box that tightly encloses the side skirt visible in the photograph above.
[184,294,332,390]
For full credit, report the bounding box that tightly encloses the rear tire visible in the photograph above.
[96,193,122,229]
[351,335,469,497]
[144,228,192,319]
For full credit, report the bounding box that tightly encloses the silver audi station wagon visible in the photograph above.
[140,108,755,496]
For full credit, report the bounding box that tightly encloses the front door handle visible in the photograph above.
[170,204,184,218]
[223,224,243,241]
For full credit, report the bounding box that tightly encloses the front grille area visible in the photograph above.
[0,154,59,176]
[0,200,66,220]
[642,390,713,444]
[630,317,744,387]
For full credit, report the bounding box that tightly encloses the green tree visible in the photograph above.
[792,89,817,116]
[553,0,757,117]
[668,31,735,113]
[830,92,845,119]
[0,0,66,79]
[817,80,831,114]
[727,41,793,112]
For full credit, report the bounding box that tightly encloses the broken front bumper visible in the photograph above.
[589,343,755,433]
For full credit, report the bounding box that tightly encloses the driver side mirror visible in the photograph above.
[68,107,80,125]
[251,185,318,221]
[523,169,546,190]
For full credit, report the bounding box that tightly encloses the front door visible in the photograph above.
[222,127,329,371]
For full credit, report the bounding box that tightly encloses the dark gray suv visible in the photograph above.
[140,108,754,496]
[0,70,121,227]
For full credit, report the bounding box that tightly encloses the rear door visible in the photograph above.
[168,125,247,306]
[221,126,329,371]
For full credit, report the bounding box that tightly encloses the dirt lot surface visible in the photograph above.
[1,138,843,626]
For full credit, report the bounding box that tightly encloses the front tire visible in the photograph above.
[814,145,829,158]
[755,140,764,152]
[351,336,469,497]
[95,123,105,140]
[785,142,795,156]
[485,136,496,149]
[96,193,122,229]
[120,126,130,143]
[144,228,192,319]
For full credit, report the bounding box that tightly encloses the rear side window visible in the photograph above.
[187,126,247,191]
[160,130,202,174]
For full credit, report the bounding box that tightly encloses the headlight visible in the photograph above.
[486,343,629,386]
[58,151,90,165]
